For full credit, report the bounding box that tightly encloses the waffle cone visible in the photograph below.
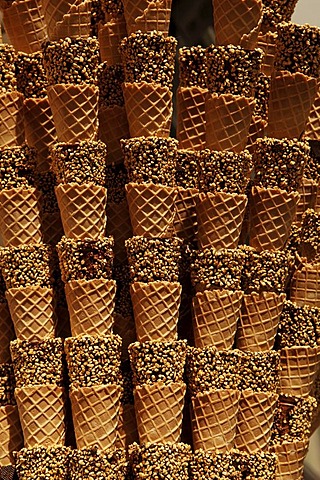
[126,182,177,238]
[70,383,121,450]
[290,263,320,308]
[249,186,300,251]
[205,93,255,153]
[55,183,107,240]
[213,0,263,49]
[106,200,132,264]
[2,0,47,53]
[235,390,278,453]
[196,191,248,250]
[296,178,318,223]
[6,286,55,341]
[174,187,198,242]
[236,292,285,352]
[304,85,320,141]
[176,86,207,151]
[98,16,127,64]
[41,211,64,245]
[134,381,186,444]
[271,441,309,480]
[41,0,82,38]
[123,81,172,138]
[256,32,277,77]
[15,385,66,448]
[47,84,99,143]
[280,346,320,397]
[0,405,23,466]
[191,388,240,452]
[116,403,139,449]
[246,115,267,153]
[49,0,91,40]
[0,91,24,148]
[267,71,318,139]
[193,289,243,349]
[0,188,43,247]
[23,97,56,172]
[130,281,181,342]
[98,105,129,165]
[122,0,172,35]
[65,278,116,337]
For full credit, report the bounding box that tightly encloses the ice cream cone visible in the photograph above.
[290,263,320,308]
[6,286,55,341]
[106,200,132,264]
[191,388,240,452]
[2,0,47,54]
[98,17,127,65]
[176,86,207,151]
[267,71,318,139]
[122,0,172,35]
[23,97,56,173]
[271,440,309,480]
[116,403,139,449]
[126,182,177,238]
[98,105,129,165]
[205,93,255,153]
[235,390,278,453]
[193,289,243,350]
[256,32,277,77]
[130,281,181,342]
[0,91,24,148]
[134,381,186,444]
[236,292,285,352]
[0,405,23,466]
[246,116,267,153]
[173,187,198,242]
[280,346,320,397]
[65,278,116,337]
[15,385,66,448]
[55,183,107,240]
[249,186,300,251]
[296,178,318,223]
[213,0,263,49]
[0,303,15,364]
[47,84,99,143]
[49,0,91,41]
[70,383,121,450]
[41,0,82,38]
[304,85,320,141]
[0,188,43,247]
[41,211,64,246]
[196,191,248,250]
[123,82,173,138]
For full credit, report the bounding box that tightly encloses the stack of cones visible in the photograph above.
[1,0,47,54]
[41,0,92,41]
[125,233,189,477]
[176,46,207,151]
[267,22,319,139]
[0,244,66,461]
[204,45,262,153]
[120,30,176,138]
